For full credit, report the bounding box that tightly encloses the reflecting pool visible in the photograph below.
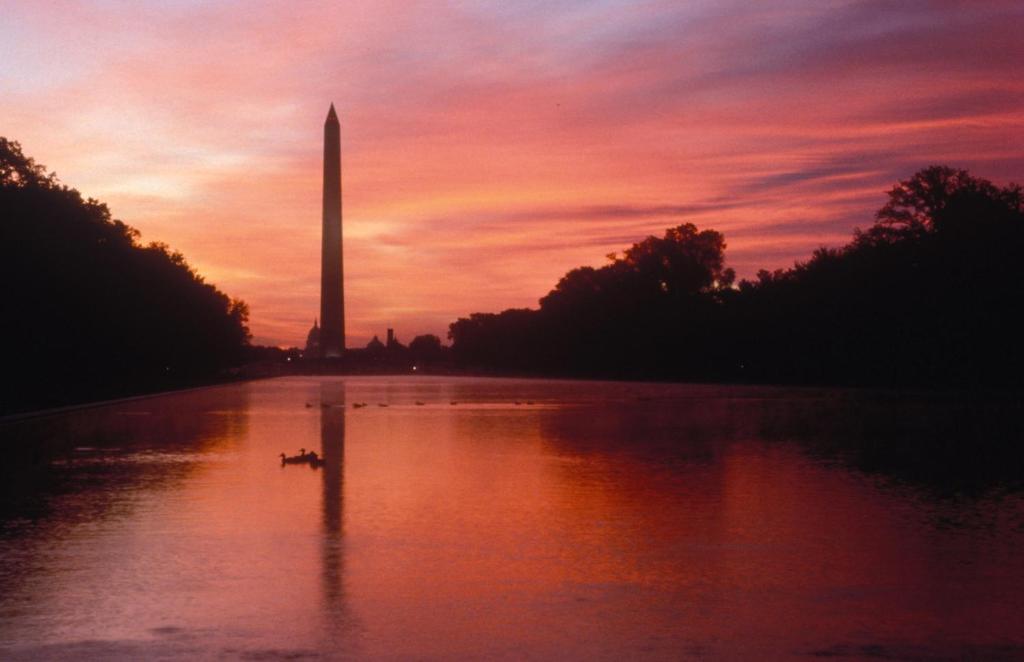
[1,377,1022,659]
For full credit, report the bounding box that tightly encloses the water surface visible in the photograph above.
[1,376,1022,659]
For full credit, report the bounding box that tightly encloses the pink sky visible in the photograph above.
[3,1,1022,346]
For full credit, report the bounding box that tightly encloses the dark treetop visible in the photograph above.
[1,138,250,414]
[449,166,1024,388]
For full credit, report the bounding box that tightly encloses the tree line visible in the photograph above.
[448,166,1024,388]
[1,138,250,413]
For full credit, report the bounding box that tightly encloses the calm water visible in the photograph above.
[1,376,1023,660]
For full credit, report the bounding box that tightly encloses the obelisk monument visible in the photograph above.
[320,103,345,358]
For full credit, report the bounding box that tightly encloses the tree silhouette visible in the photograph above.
[450,167,1024,387]
[1,138,251,413]
[409,334,445,363]
[865,165,1024,242]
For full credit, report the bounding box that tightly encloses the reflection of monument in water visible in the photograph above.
[319,104,345,358]
[319,382,348,630]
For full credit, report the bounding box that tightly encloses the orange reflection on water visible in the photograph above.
[1,377,1022,659]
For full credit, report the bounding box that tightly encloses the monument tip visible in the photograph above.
[326,103,338,123]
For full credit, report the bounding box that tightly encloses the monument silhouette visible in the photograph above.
[320,104,345,357]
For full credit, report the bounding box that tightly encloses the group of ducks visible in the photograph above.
[285,398,541,467]
[303,400,540,409]
[304,401,464,408]
[279,448,324,468]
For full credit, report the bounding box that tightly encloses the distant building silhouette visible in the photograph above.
[366,335,385,355]
[305,318,320,357]
[320,104,345,358]
[386,328,401,350]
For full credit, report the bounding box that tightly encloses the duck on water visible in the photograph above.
[280,448,324,468]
